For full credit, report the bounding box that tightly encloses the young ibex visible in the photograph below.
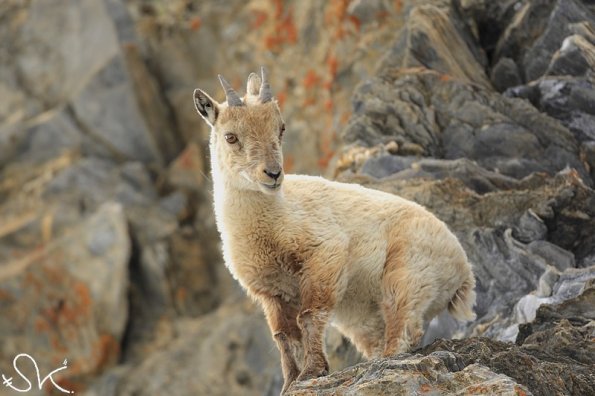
[193,68,476,393]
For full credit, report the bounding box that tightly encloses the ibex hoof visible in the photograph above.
[296,365,329,382]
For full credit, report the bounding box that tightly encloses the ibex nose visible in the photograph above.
[264,169,281,181]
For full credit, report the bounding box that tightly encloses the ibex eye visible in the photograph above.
[224,133,238,144]
[279,124,285,139]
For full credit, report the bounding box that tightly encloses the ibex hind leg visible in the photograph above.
[337,314,385,359]
[380,262,428,356]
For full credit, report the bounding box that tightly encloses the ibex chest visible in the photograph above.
[224,230,303,302]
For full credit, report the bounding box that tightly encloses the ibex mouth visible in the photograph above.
[261,182,281,191]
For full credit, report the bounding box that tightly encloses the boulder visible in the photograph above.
[86,301,282,396]
[0,203,129,394]
[490,57,522,91]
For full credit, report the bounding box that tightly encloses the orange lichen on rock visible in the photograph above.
[263,0,297,52]
[93,334,120,371]
[325,0,360,39]
[303,69,321,89]
[42,281,92,328]
[54,378,83,395]
[0,288,13,301]
[277,90,287,109]
[318,131,337,169]
[327,54,339,80]
[251,9,268,29]
[175,286,187,304]
[340,110,352,124]
[303,97,317,107]
[514,386,528,396]
[349,15,361,32]
[394,0,403,13]
[35,317,49,333]
[189,16,201,31]
[440,73,453,82]
[284,154,294,173]
[324,99,333,112]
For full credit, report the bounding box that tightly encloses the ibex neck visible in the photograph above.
[210,152,281,222]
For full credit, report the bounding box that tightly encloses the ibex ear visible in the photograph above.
[246,72,261,96]
[193,89,219,127]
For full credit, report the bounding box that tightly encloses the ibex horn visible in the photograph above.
[258,66,273,103]
[218,74,244,107]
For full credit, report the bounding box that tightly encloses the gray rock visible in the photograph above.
[346,0,389,25]
[493,0,557,80]
[582,141,595,183]
[513,210,547,243]
[511,266,594,337]
[458,0,522,58]
[547,34,595,77]
[490,57,522,91]
[0,0,183,169]
[379,157,522,194]
[360,155,417,179]
[70,56,162,164]
[378,5,491,88]
[523,0,595,81]
[506,77,595,142]
[528,240,575,271]
[12,0,120,106]
[424,324,595,395]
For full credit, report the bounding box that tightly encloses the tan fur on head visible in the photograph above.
[194,68,477,395]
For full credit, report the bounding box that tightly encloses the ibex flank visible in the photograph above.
[193,67,476,394]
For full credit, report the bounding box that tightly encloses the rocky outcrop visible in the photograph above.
[1,0,594,395]
[287,353,529,396]
[290,278,595,396]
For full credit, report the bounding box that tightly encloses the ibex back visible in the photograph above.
[193,67,476,394]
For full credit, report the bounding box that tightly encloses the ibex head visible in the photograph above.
[194,67,285,195]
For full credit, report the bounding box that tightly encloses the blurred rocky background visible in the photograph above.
[0,0,593,395]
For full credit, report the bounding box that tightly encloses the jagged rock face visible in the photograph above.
[342,68,588,182]
[0,0,594,395]
[327,0,595,394]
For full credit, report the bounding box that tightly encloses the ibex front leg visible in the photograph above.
[296,305,330,381]
[260,295,302,394]
[296,250,346,382]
